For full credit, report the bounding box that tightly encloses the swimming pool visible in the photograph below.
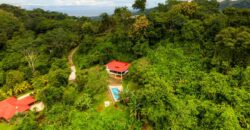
[111,88,120,101]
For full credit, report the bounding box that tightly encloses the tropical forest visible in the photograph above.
[0,0,250,129]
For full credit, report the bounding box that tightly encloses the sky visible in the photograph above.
[0,0,166,8]
[1,0,228,16]
[0,0,166,16]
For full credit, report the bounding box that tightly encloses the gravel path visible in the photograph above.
[69,66,76,81]
[68,47,78,81]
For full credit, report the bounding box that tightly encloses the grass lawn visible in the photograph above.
[94,90,113,112]
[0,122,13,130]
[77,88,142,130]
[85,102,141,130]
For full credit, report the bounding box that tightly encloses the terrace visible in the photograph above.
[105,60,130,102]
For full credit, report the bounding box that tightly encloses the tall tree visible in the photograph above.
[22,49,38,73]
[132,0,147,11]
[213,27,250,70]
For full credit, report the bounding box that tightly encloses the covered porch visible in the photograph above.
[105,60,130,80]
[106,69,128,79]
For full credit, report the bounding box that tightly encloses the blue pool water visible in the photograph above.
[111,88,120,100]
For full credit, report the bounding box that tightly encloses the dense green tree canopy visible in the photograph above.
[0,1,250,129]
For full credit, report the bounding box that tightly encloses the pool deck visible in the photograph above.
[108,85,123,102]
[107,75,124,102]
[109,85,123,91]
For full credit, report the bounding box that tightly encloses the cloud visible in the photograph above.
[1,0,118,6]
[0,0,165,7]
[54,0,116,6]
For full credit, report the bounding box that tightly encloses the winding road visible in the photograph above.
[68,47,78,82]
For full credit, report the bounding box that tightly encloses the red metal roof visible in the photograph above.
[0,96,35,121]
[16,96,36,106]
[106,60,130,72]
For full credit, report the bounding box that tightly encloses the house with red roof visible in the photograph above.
[105,60,130,79]
[0,96,35,121]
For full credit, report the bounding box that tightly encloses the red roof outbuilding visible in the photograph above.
[16,96,36,106]
[0,96,35,121]
[106,60,130,72]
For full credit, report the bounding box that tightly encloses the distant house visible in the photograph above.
[105,60,130,79]
[0,96,35,121]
